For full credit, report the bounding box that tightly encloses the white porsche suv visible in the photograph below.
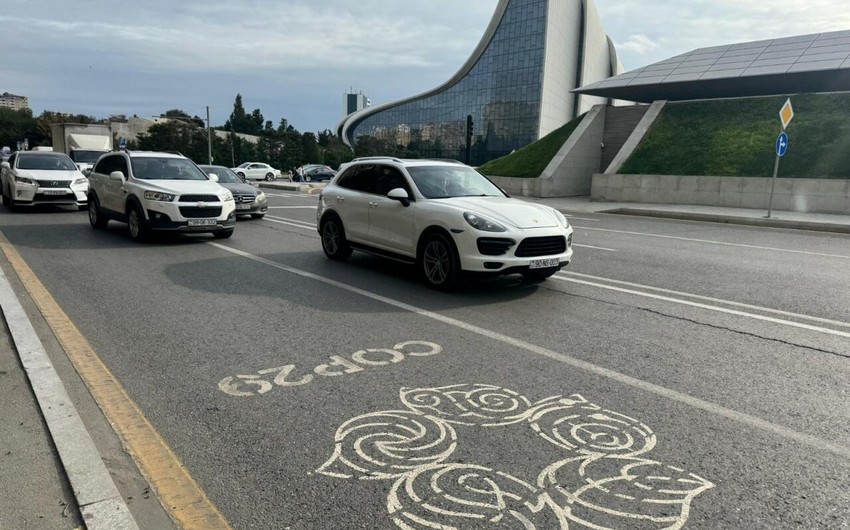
[87,151,236,241]
[317,157,573,290]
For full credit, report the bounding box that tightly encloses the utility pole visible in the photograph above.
[206,106,212,164]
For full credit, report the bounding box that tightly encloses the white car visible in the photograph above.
[87,151,236,241]
[231,162,281,181]
[0,151,89,210]
[317,157,573,290]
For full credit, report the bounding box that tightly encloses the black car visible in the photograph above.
[200,165,268,219]
[303,167,336,182]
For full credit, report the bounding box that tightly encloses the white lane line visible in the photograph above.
[572,226,850,259]
[266,206,317,209]
[208,241,850,461]
[263,192,316,199]
[0,269,139,529]
[552,274,850,340]
[560,271,850,330]
[573,244,618,252]
[261,217,316,230]
[564,216,599,222]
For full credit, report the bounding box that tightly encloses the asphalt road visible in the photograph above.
[1,190,849,529]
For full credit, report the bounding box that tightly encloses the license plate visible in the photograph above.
[187,219,217,226]
[236,204,252,210]
[529,257,560,269]
[43,190,67,196]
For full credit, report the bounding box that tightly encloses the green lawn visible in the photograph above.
[621,93,850,178]
[478,113,586,178]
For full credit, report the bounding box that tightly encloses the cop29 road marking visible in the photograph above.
[552,273,850,340]
[0,233,231,530]
[559,271,850,330]
[572,226,850,259]
[219,341,442,398]
[572,244,617,252]
[208,241,850,461]
[262,216,316,230]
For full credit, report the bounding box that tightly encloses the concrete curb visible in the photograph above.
[0,268,139,530]
[600,208,850,234]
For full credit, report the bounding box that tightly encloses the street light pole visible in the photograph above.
[206,106,212,164]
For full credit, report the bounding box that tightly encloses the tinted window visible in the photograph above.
[336,164,376,193]
[374,165,411,197]
[7,153,16,167]
[94,155,119,175]
[407,165,506,199]
[200,165,243,184]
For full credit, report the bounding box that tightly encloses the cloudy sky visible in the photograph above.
[3,0,849,133]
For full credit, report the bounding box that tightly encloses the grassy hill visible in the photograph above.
[477,113,585,178]
[621,93,850,178]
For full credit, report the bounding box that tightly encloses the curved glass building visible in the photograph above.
[337,0,623,165]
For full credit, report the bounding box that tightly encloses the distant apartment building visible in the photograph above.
[342,91,370,116]
[0,92,29,110]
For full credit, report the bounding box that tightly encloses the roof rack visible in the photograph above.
[351,156,403,163]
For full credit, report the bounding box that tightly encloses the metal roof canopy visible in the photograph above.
[575,30,850,102]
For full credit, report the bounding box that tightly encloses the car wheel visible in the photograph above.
[320,215,352,260]
[213,229,234,239]
[420,233,460,291]
[88,197,108,229]
[127,203,149,242]
[305,175,312,182]
[237,172,246,178]
[265,173,274,181]
[521,268,558,283]
[250,213,265,219]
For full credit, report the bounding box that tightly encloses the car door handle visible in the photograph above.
[369,202,378,208]
[336,196,344,201]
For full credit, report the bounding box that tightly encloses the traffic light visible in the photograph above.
[466,115,474,138]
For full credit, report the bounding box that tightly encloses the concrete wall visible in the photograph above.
[490,104,606,197]
[591,173,850,214]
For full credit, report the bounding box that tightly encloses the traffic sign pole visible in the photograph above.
[767,147,781,218]
[766,100,793,219]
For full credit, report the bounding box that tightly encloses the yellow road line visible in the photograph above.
[0,232,230,530]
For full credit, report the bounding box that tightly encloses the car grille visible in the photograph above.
[515,236,567,257]
[179,206,222,218]
[233,194,256,204]
[180,195,219,202]
[477,238,516,256]
[36,180,71,187]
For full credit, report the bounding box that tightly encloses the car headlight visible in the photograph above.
[255,191,266,202]
[14,175,36,186]
[554,210,571,229]
[73,178,88,186]
[220,190,233,202]
[144,191,176,201]
[463,211,507,232]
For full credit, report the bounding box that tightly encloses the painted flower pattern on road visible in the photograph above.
[317,383,713,529]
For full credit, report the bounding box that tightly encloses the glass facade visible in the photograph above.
[348,0,548,166]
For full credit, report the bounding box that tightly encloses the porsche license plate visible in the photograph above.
[529,258,559,269]
[187,219,216,227]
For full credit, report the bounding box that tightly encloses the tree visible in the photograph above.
[163,109,204,127]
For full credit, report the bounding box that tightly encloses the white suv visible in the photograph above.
[317,157,573,290]
[87,151,236,241]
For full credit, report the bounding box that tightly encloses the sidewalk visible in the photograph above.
[260,179,850,234]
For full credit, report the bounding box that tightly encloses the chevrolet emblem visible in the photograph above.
[198,201,207,208]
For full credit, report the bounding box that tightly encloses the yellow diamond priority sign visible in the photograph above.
[779,98,794,130]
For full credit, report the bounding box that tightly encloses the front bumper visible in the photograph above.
[234,201,268,216]
[453,228,573,275]
[11,184,88,207]
[142,199,237,232]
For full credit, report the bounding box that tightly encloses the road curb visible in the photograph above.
[0,252,138,530]
[599,208,850,235]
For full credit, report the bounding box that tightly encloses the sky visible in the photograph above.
[2,0,850,133]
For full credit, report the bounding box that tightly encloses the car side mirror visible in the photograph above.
[109,170,125,181]
[208,173,219,182]
[387,187,411,207]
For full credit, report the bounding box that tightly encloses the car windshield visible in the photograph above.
[70,150,107,163]
[131,157,208,180]
[407,165,506,199]
[16,153,77,171]
[201,165,243,184]
[236,163,251,168]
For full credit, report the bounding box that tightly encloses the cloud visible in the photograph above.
[617,34,660,55]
